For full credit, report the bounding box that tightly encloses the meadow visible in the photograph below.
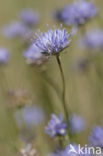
[0,0,103,155]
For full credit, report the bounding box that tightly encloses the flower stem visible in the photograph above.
[56,55,70,140]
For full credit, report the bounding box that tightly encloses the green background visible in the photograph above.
[0,0,103,155]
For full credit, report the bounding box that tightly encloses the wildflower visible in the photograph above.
[0,47,10,65]
[23,44,49,65]
[55,0,97,26]
[33,25,71,55]
[14,106,45,128]
[69,115,85,134]
[89,126,103,147]
[79,29,103,51]
[45,114,67,138]
[18,144,38,156]
[20,9,39,26]
[3,21,30,38]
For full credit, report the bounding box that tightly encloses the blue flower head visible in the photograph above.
[20,9,39,26]
[45,114,67,138]
[33,25,71,55]
[55,0,97,26]
[89,126,103,147]
[0,47,10,65]
[69,115,85,134]
[79,29,103,51]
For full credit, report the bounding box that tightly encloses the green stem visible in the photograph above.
[56,55,70,140]
[58,136,64,149]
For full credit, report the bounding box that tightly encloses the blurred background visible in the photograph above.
[0,0,103,155]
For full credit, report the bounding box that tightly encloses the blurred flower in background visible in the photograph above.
[79,29,103,51]
[21,30,34,46]
[69,115,85,134]
[1,8,40,42]
[20,9,40,27]
[0,47,10,65]
[2,21,30,39]
[8,89,31,108]
[33,25,71,55]
[14,106,45,128]
[23,44,49,66]
[89,126,103,147]
[45,114,67,138]
[55,0,97,26]
[18,143,38,156]
[72,59,90,73]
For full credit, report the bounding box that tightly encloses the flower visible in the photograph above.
[45,114,67,138]
[18,144,37,156]
[79,29,103,51]
[33,25,71,55]
[55,0,97,26]
[23,44,48,65]
[20,9,39,26]
[89,126,103,147]
[69,115,85,134]
[3,21,30,38]
[0,47,10,64]
[14,106,45,128]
